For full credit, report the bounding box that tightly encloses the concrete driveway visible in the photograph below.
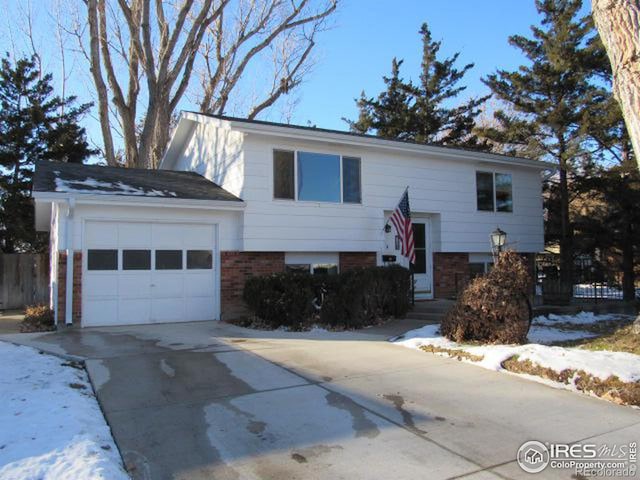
[2,321,639,480]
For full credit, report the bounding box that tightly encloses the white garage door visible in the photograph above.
[82,221,217,327]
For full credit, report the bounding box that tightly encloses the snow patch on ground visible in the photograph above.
[394,323,640,383]
[527,325,596,344]
[55,177,177,197]
[0,342,129,480]
[532,311,631,326]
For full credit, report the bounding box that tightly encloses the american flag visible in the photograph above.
[389,189,415,264]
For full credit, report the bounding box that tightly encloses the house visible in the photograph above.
[33,112,548,327]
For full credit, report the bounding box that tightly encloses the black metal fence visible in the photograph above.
[450,257,635,304]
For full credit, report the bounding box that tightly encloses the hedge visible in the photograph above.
[242,265,411,330]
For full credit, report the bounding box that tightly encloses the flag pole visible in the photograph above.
[382,185,410,232]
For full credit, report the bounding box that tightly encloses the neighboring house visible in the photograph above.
[33,112,548,327]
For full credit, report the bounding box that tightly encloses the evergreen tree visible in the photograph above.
[573,55,638,301]
[478,0,605,294]
[0,56,95,253]
[348,59,415,140]
[346,23,488,148]
[573,162,640,301]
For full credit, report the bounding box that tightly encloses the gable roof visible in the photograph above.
[33,161,242,202]
[165,112,553,171]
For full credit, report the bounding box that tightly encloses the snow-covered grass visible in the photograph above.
[0,342,129,480]
[394,316,640,405]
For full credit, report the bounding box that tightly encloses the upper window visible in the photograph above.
[495,173,513,212]
[273,150,295,199]
[297,151,341,202]
[342,156,361,203]
[476,171,512,213]
[273,150,362,204]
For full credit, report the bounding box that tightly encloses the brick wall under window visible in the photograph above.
[433,253,469,299]
[220,251,285,320]
[57,251,82,325]
[339,252,377,271]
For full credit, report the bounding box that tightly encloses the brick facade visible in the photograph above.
[339,252,377,271]
[57,251,82,325]
[433,252,470,299]
[220,251,285,320]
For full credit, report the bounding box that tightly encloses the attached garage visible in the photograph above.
[32,161,244,327]
[83,221,217,327]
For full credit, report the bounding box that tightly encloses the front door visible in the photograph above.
[411,220,432,295]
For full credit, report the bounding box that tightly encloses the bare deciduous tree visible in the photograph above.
[198,0,333,119]
[592,0,640,170]
[72,0,336,169]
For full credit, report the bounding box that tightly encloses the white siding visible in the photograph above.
[172,121,246,198]
[168,123,544,254]
[239,133,543,254]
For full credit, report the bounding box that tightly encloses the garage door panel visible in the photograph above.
[151,298,185,323]
[83,299,118,326]
[85,222,118,247]
[185,273,214,297]
[184,225,214,248]
[151,224,184,248]
[152,274,185,298]
[186,297,215,321]
[118,274,152,298]
[119,299,152,325]
[84,274,119,297]
[118,223,152,247]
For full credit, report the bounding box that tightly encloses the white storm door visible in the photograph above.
[412,220,432,294]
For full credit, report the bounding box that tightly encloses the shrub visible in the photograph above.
[20,304,55,333]
[242,265,411,330]
[440,251,532,344]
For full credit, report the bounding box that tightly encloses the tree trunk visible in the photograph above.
[593,0,640,170]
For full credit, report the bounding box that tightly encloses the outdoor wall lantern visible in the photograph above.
[384,224,392,233]
[490,227,507,255]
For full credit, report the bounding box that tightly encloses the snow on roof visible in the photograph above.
[54,177,178,197]
[33,161,242,202]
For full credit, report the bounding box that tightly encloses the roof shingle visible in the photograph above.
[33,161,242,202]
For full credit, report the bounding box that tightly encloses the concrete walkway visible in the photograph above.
[1,321,639,480]
[0,310,24,334]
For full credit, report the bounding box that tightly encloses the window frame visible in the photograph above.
[272,148,362,205]
[273,149,296,200]
[475,170,513,213]
[122,249,152,271]
[87,249,119,271]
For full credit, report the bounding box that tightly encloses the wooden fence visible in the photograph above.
[0,253,49,310]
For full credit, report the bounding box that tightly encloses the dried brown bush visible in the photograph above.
[20,305,55,333]
[440,251,532,344]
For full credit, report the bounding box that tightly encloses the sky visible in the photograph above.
[0,0,592,152]
[284,0,591,130]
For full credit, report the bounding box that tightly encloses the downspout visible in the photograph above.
[64,198,76,325]
[51,203,58,325]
